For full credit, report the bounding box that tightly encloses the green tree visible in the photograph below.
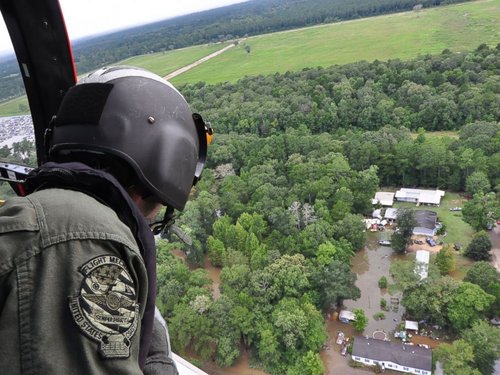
[435,245,455,275]
[353,308,368,332]
[315,239,354,266]
[402,276,459,327]
[287,351,324,375]
[465,231,492,261]
[464,261,499,292]
[333,213,366,251]
[312,260,361,310]
[391,208,416,253]
[464,261,500,317]
[466,171,491,197]
[207,236,226,266]
[434,340,481,375]
[447,282,495,331]
[463,192,499,231]
[390,258,422,291]
[462,320,500,375]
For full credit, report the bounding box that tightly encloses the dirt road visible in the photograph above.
[163,42,238,80]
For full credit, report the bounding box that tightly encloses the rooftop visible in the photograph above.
[352,336,432,371]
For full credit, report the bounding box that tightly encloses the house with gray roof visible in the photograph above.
[413,210,438,236]
[352,336,432,375]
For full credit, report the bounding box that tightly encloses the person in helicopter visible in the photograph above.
[0,65,211,374]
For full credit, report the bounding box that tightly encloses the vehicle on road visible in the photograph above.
[378,240,391,246]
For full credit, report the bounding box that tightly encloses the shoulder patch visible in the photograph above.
[69,255,140,359]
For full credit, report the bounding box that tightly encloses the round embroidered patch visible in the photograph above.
[69,255,140,359]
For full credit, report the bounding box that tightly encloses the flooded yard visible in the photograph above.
[342,231,406,335]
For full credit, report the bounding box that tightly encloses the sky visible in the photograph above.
[0,0,247,54]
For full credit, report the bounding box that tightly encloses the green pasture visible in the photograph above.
[117,43,231,77]
[170,0,499,85]
[410,131,460,139]
[0,43,230,117]
[0,96,29,117]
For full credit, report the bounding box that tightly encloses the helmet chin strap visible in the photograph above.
[150,205,193,245]
[150,205,175,236]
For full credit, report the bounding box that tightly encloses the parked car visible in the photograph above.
[449,207,462,211]
[426,237,436,247]
[340,344,348,356]
[378,240,391,246]
[414,239,424,245]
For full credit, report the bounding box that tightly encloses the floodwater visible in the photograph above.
[203,255,221,299]
[342,231,406,335]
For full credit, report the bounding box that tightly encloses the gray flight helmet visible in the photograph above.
[47,66,208,210]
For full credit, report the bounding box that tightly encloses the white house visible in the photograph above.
[372,192,395,206]
[352,336,432,375]
[395,188,445,206]
[415,250,430,280]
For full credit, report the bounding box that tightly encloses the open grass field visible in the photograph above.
[0,96,29,117]
[410,131,460,139]
[117,43,231,77]
[169,0,499,85]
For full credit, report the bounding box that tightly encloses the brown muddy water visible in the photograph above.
[342,231,407,335]
[170,231,420,374]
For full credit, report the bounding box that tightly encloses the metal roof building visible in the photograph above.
[372,192,395,206]
[395,188,445,206]
[415,250,430,280]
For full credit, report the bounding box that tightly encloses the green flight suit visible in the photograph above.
[0,188,149,374]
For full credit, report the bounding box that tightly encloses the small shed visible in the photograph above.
[339,310,355,323]
[384,208,399,221]
[405,320,419,332]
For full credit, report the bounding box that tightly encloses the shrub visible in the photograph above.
[380,298,387,310]
[378,276,388,288]
[373,312,386,320]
